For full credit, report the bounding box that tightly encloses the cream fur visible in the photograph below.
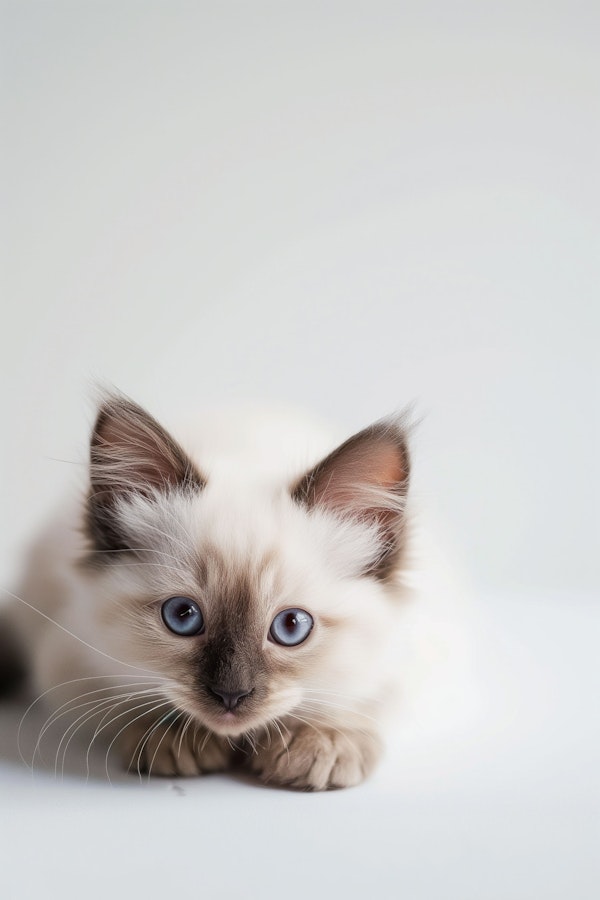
[6,402,471,789]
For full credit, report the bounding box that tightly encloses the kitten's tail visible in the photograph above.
[0,604,27,698]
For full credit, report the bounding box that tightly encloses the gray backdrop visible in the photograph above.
[1,4,598,899]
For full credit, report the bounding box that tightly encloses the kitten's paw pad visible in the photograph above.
[121,720,232,777]
[250,726,381,791]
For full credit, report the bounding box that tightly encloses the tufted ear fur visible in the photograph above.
[292,417,410,579]
[87,393,204,554]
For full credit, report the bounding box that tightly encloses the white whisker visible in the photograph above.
[303,687,384,705]
[2,586,162,675]
[299,697,379,725]
[90,546,184,564]
[20,676,161,771]
[270,718,289,764]
[86,689,165,780]
[32,683,160,772]
[57,691,164,779]
[147,711,183,779]
[107,699,174,784]
[55,696,124,779]
[176,713,194,759]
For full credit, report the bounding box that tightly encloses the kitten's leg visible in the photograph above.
[119,714,234,777]
[247,719,383,790]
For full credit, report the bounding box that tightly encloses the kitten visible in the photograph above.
[3,391,428,790]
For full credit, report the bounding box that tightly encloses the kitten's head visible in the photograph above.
[86,393,411,737]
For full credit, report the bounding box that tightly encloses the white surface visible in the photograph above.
[1,592,598,899]
[1,2,598,898]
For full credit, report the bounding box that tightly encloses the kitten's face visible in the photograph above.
[99,489,396,737]
[88,395,410,738]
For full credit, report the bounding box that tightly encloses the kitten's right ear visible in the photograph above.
[292,415,411,579]
[87,392,204,554]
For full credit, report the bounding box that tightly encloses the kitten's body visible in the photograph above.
[4,397,467,789]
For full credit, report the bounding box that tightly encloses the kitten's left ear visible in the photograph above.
[87,392,205,553]
[292,417,411,579]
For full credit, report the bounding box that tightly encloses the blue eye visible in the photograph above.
[269,609,314,646]
[161,597,205,636]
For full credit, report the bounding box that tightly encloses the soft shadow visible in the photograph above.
[0,692,292,790]
[0,689,136,784]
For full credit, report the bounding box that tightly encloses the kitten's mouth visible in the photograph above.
[206,702,257,735]
[200,711,250,737]
[190,695,252,736]
[215,709,243,728]
[200,698,280,738]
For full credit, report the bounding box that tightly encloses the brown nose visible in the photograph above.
[207,685,253,711]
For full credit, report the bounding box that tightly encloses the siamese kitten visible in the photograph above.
[3,392,435,790]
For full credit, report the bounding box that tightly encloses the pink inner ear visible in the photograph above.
[96,415,174,488]
[305,429,409,513]
[364,443,408,486]
[91,395,204,496]
[293,420,410,579]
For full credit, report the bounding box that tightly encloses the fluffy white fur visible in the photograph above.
[5,397,471,790]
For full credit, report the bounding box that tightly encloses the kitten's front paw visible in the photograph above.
[121,717,233,777]
[249,724,382,790]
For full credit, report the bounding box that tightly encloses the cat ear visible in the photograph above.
[87,392,204,553]
[292,417,411,579]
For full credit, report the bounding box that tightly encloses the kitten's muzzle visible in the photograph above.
[207,684,254,711]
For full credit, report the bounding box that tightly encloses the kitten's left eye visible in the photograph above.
[269,609,314,646]
[161,596,205,636]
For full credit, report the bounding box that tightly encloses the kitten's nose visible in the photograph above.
[207,685,253,711]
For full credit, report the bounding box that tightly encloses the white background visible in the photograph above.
[1,2,598,898]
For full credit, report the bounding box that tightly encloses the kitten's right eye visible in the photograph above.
[269,609,314,646]
[161,597,205,636]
